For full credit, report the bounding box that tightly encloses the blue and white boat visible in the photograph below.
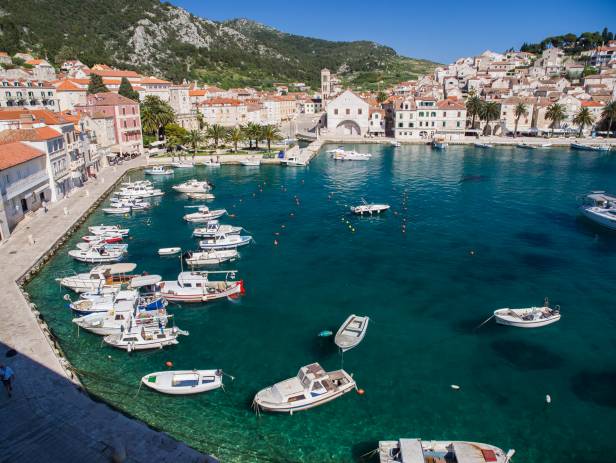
[580,191,616,230]
[199,234,252,250]
[571,142,611,152]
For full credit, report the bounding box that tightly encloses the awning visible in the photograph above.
[129,274,162,288]
[34,184,50,195]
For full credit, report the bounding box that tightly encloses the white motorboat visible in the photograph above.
[171,161,194,168]
[159,271,244,303]
[184,249,239,267]
[199,234,252,250]
[172,179,212,194]
[390,140,401,147]
[115,185,164,198]
[121,180,152,188]
[102,206,131,214]
[141,369,224,395]
[183,206,227,223]
[82,233,124,244]
[68,289,139,316]
[516,142,539,149]
[110,198,151,210]
[378,438,515,463]
[75,242,128,253]
[57,263,138,293]
[351,200,390,215]
[68,246,124,263]
[334,314,369,352]
[202,159,221,167]
[104,325,188,352]
[192,220,243,238]
[330,148,372,161]
[474,142,493,148]
[580,192,616,230]
[571,142,610,152]
[252,363,356,414]
[144,166,174,175]
[240,157,261,166]
[158,247,181,256]
[89,225,129,236]
[494,298,561,328]
[281,155,308,166]
[187,192,215,200]
[72,308,169,336]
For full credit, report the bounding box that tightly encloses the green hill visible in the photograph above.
[0,0,439,89]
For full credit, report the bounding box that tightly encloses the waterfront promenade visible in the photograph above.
[0,157,211,462]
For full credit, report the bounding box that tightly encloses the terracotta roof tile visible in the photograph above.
[0,142,46,170]
[0,127,63,142]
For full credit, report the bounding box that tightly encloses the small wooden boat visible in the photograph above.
[159,271,244,303]
[198,234,252,250]
[102,206,131,215]
[474,142,493,148]
[75,242,128,253]
[104,326,188,352]
[253,363,356,414]
[192,221,243,238]
[240,157,261,166]
[378,438,515,463]
[432,139,448,149]
[144,166,174,175]
[390,140,401,147]
[141,369,224,395]
[335,314,369,352]
[516,142,539,149]
[88,225,129,236]
[68,246,124,263]
[158,247,181,256]
[280,155,308,166]
[184,249,238,267]
[57,263,137,293]
[72,308,169,336]
[187,192,215,200]
[183,206,227,223]
[494,298,561,328]
[330,149,371,161]
[571,142,610,152]
[115,186,164,198]
[82,233,123,244]
[351,200,390,215]
[202,159,221,167]
[171,161,194,168]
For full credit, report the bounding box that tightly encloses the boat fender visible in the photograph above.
[165,361,173,368]
[356,388,365,395]
[451,384,461,390]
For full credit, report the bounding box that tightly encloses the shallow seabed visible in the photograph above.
[26,144,616,462]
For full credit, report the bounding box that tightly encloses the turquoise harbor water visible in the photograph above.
[26,144,616,462]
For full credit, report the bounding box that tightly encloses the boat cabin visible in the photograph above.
[174,271,237,288]
[381,439,506,463]
[585,192,616,208]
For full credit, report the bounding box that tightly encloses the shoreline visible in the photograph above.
[0,157,211,462]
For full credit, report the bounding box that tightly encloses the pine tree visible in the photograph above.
[118,77,139,101]
[87,74,109,94]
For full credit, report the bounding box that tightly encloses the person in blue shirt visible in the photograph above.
[0,364,14,398]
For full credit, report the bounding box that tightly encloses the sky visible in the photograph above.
[172,0,616,63]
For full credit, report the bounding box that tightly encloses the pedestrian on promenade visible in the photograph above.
[0,364,14,398]
[42,200,48,213]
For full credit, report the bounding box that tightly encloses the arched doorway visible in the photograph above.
[336,120,361,136]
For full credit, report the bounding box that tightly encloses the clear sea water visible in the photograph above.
[25,144,616,462]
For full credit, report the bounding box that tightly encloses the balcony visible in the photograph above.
[3,170,50,199]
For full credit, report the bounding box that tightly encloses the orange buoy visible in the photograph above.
[165,361,173,368]
[357,388,365,395]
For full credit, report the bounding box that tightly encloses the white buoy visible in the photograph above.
[545,394,551,404]
[451,384,461,390]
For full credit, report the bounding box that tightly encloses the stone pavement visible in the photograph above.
[0,157,214,462]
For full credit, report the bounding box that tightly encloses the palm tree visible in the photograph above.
[165,135,180,155]
[206,124,227,148]
[261,125,282,151]
[513,102,528,138]
[545,103,566,138]
[226,126,245,152]
[602,101,616,138]
[466,94,482,130]
[140,95,175,138]
[572,107,595,138]
[185,130,204,154]
[480,101,500,136]
[140,105,158,136]
[243,123,262,150]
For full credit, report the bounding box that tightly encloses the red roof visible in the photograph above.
[200,98,242,107]
[581,100,604,107]
[0,127,63,142]
[0,142,45,170]
[89,69,141,78]
[87,92,139,106]
[436,99,465,110]
[55,80,85,92]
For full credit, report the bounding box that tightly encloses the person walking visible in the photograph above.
[42,200,48,213]
[0,364,15,398]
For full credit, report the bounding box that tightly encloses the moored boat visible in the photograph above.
[198,234,252,250]
[144,166,174,175]
[68,246,124,263]
[72,308,169,336]
[184,249,239,267]
[252,363,356,414]
[102,206,131,215]
[158,247,181,256]
[494,297,561,328]
[183,206,227,223]
[192,220,243,238]
[334,314,369,352]
[474,142,493,148]
[351,200,390,215]
[89,225,129,236]
[57,263,137,293]
[82,233,123,244]
[432,139,448,149]
[187,192,215,200]
[159,270,244,303]
[104,325,188,351]
[378,438,515,463]
[579,191,616,230]
[240,157,261,166]
[172,179,212,194]
[171,161,194,168]
[330,148,371,161]
[571,142,610,152]
[141,369,224,395]
[280,155,308,166]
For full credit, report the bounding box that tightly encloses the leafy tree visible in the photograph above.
[583,66,598,77]
[11,57,25,66]
[602,101,616,138]
[206,124,227,148]
[140,95,175,137]
[513,103,528,138]
[376,91,388,104]
[54,45,77,66]
[185,129,204,153]
[226,126,245,152]
[466,94,482,130]
[118,77,139,102]
[164,123,188,142]
[87,74,109,94]
[572,107,595,137]
[261,124,282,151]
[545,103,566,137]
[479,101,500,135]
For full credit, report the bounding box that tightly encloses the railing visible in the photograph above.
[4,170,49,199]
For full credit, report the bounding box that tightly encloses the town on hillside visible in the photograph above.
[0,39,615,240]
